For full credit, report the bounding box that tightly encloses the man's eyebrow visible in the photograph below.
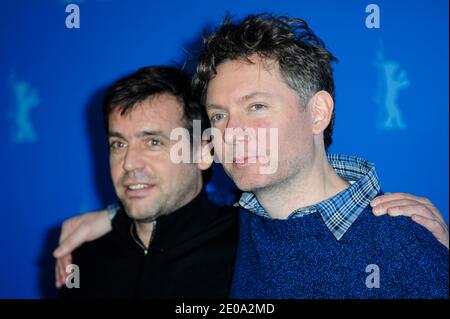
[238,92,273,102]
[108,131,125,139]
[108,130,170,140]
[206,103,227,110]
[206,92,274,110]
[139,130,170,140]
[206,92,273,110]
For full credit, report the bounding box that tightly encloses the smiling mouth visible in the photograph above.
[127,184,150,190]
[123,183,154,197]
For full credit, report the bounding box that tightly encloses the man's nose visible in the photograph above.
[123,145,145,172]
[224,115,255,145]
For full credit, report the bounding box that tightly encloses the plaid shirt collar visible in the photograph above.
[238,154,381,240]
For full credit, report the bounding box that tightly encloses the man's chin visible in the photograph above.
[122,203,158,221]
[126,211,158,222]
[232,174,273,192]
[133,216,157,223]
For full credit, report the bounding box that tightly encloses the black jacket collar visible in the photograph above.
[113,190,235,252]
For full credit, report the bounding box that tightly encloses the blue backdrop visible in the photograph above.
[1,0,448,298]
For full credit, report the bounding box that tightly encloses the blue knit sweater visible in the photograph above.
[229,206,449,299]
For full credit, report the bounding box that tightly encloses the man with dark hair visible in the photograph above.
[60,66,238,298]
[191,13,448,298]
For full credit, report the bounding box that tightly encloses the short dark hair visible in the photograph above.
[103,66,208,137]
[192,13,338,148]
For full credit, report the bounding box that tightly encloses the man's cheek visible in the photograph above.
[210,140,227,163]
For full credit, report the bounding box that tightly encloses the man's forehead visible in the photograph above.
[206,60,284,106]
[109,94,185,131]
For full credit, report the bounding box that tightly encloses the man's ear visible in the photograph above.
[309,90,334,135]
[197,140,214,171]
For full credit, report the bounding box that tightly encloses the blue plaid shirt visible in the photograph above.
[238,154,381,240]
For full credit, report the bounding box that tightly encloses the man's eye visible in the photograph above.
[110,141,126,149]
[148,139,161,147]
[210,113,226,123]
[250,103,267,111]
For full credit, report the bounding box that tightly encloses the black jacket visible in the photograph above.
[60,191,239,298]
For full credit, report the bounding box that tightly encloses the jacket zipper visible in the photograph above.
[130,221,157,256]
